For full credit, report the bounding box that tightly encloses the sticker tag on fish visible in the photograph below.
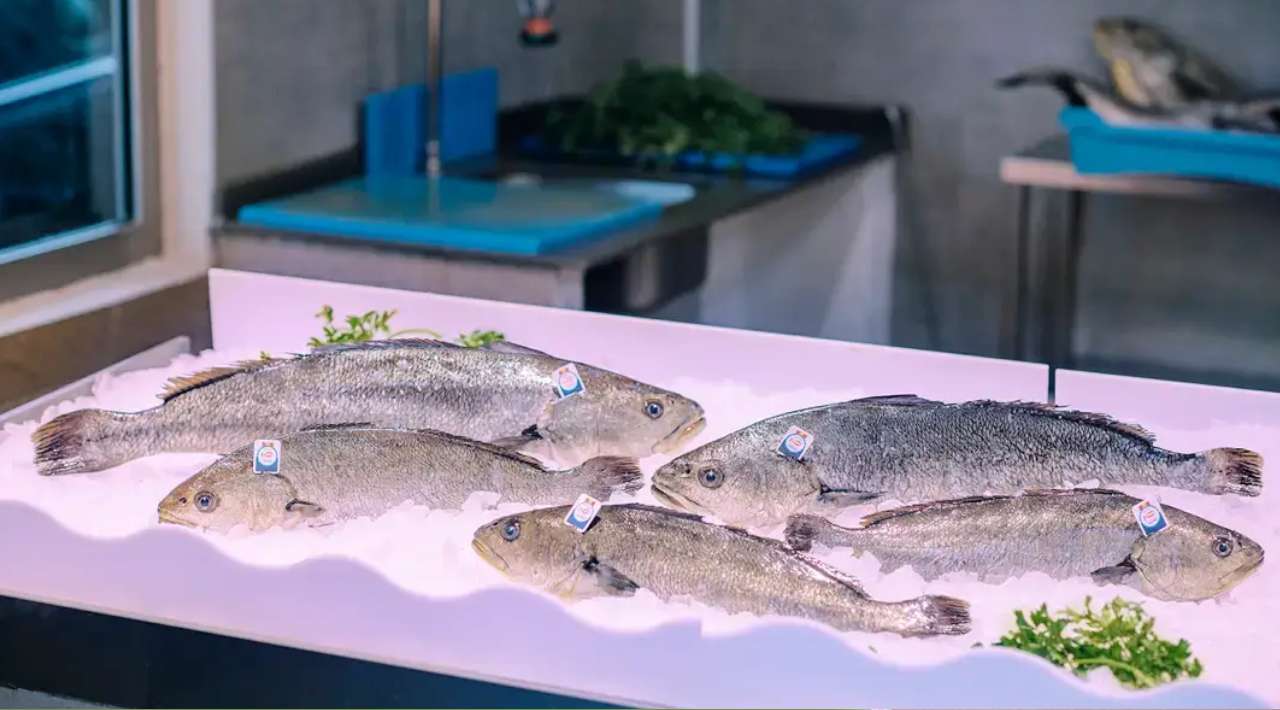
[1132,499,1168,537]
[564,493,602,533]
[551,363,585,400]
[253,439,282,475]
[776,426,814,461]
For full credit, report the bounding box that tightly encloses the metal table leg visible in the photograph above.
[1061,189,1087,369]
[1010,185,1031,360]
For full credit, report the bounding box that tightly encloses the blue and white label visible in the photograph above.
[552,363,585,400]
[253,439,282,475]
[564,493,602,534]
[1132,499,1168,537]
[776,426,814,461]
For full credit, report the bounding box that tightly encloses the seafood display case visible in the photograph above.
[0,269,1274,708]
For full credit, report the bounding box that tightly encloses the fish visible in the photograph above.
[785,489,1264,602]
[651,395,1262,527]
[996,68,1280,134]
[157,424,643,532]
[32,339,705,474]
[471,503,971,637]
[1093,17,1237,110]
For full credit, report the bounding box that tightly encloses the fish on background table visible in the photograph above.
[1092,16,1238,111]
[157,425,642,532]
[652,395,1262,528]
[32,339,706,474]
[786,488,1264,602]
[471,503,971,638]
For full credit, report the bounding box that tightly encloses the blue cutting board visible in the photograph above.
[1061,107,1280,189]
[520,132,861,178]
[236,176,672,255]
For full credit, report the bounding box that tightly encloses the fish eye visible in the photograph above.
[644,400,664,419]
[194,491,218,513]
[501,520,521,542]
[698,467,724,489]
[1213,536,1233,558]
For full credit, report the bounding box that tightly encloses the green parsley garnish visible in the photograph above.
[996,596,1202,689]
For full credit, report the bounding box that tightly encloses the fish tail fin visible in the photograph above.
[1198,447,1263,496]
[32,409,140,475]
[577,456,643,499]
[889,595,972,637]
[996,68,1089,106]
[784,514,860,552]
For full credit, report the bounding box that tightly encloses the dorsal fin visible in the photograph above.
[859,488,1130,526]
[614,502,707,522]
[403,427,548,469]
[966,400,1156,443]
[308,337,459,356]
[860,495,1017,526]
[795,552,867,596]
[299,422,376,433]
[158,357,286,402]
[849,394,941,407]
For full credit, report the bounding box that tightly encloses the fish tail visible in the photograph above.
[1196,447,1263,496]
[892,595,972,637]
[784,514,860,552]
[32,409,142,475]
[577,456,643,500]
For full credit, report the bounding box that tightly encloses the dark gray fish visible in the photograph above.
[997,67,1280,134]
[787,489,1264,602]
[1093,17,1237,110]
[157,425,641,532]
[33,339,705,474]
[472,503,971,637]
[652,395,1262,527]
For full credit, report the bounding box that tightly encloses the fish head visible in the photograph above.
[651,433,816,527]
[1131,516,1265,600]
[543,365,705,460]
[472,507,584,590]
[1093,17,1166,59]
[158,456,298,533]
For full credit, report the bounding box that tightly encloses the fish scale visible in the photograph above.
[472,504,972,637]
[785,489,1265,602]
[652,396,1261,527]
[33,339,705,474]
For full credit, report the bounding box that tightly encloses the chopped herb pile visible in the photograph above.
[996,596,1202,689]
[544,61,806,165]
[456,329,506,348]
[308,305,504,350]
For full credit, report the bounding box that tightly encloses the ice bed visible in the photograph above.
[0,269,1273,708]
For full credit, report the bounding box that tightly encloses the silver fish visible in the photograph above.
[471,503,971,637]
[652,395,1262,527]
[1093,17,1237,110]
[997,68,1280,134]
[786,489,1264,602]
[33,339,705,474]
[157,425,642,532]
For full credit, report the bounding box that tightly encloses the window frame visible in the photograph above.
[0,0,161,302]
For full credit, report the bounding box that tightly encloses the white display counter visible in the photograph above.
[0,269,1270,708]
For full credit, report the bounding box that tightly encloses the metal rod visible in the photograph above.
[425,0,443,179]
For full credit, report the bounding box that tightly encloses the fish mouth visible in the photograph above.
[1221,551,1265,588]
[652,414,706,455]
[157,508,197,528]
[650,481,705,515]
[471,539,509,573]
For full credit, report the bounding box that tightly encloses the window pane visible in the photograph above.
[0,0,127,256]
[0,0,114,84]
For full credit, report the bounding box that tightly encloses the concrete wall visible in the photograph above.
[701,0,1280,384]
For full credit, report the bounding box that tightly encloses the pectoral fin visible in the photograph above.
[489,424,542,450]
[1091,557,1137,585]
[815,483,881,508]
[285,499,325,517]
[551,556,639,599]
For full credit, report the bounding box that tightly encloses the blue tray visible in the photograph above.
[521,132,861,178]
[1060,107,1280,189]
[236,176,676,255]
